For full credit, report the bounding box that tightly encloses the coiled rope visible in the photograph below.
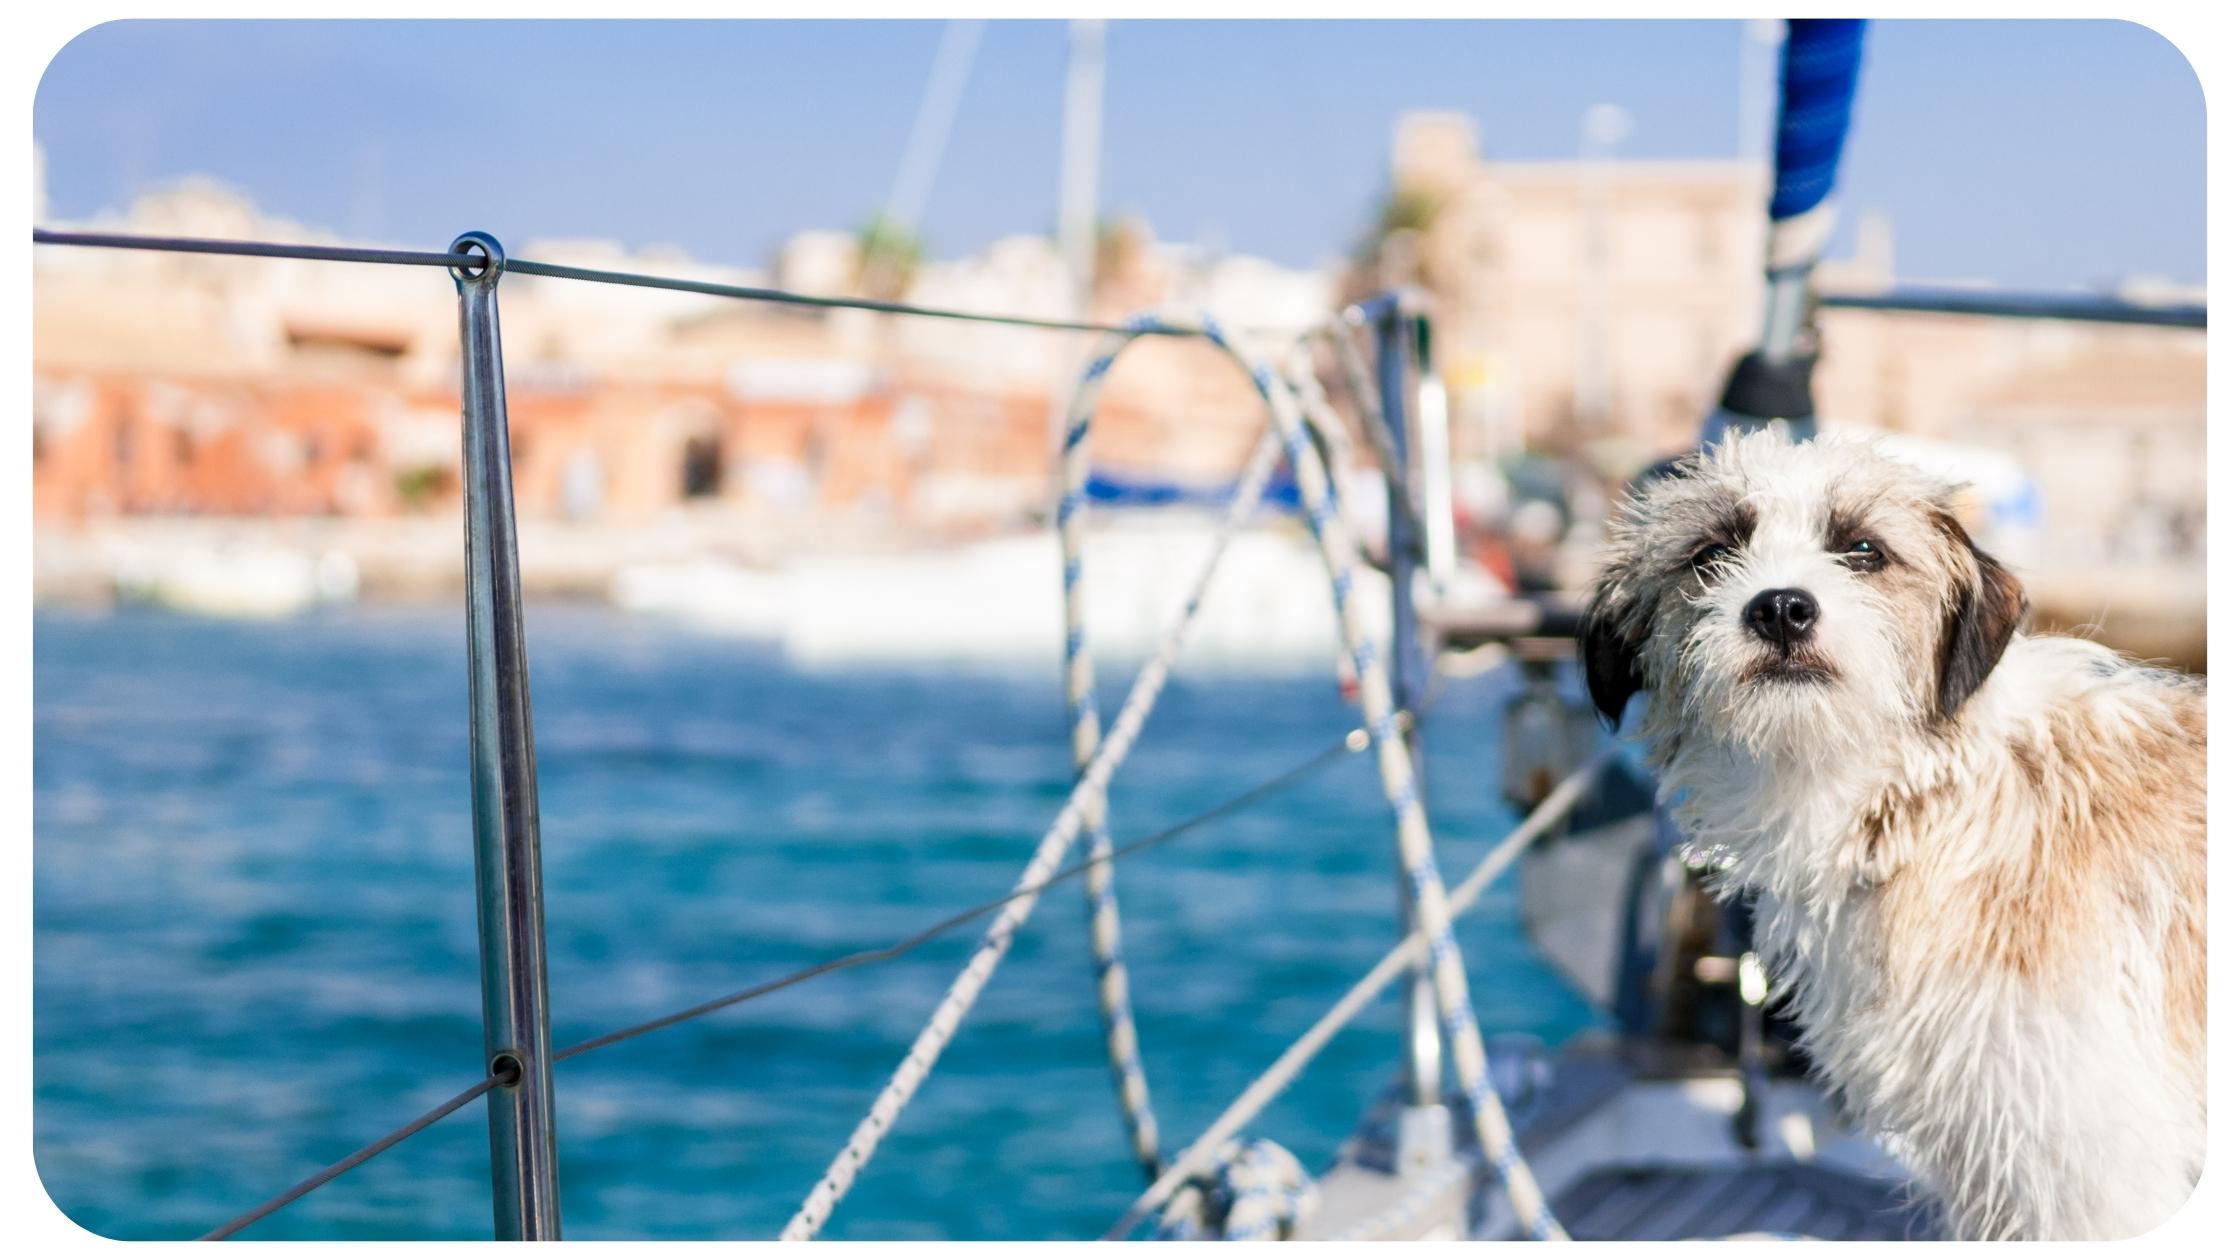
[1154,1138,1319,1241]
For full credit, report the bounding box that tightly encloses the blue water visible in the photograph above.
[33,603,1599,1240]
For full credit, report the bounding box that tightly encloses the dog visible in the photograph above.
[1577,429,2205,1240]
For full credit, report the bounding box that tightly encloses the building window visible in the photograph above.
[681,434,724,498]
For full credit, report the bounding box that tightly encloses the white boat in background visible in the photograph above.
[611,515,1392,671]
[111,542,359,619]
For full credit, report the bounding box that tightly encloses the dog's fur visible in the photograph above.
[1580,430,2205,1240]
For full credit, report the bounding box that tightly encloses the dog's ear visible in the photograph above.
[1578,573,1648,728]
[1933,510,2028,721]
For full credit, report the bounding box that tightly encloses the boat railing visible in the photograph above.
[34,225,1519,1241]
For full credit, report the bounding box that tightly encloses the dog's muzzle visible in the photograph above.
[1743,587,1819,654]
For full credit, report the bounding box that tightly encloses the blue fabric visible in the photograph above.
[1769,18,1868,221]
[1084,467,1302,511]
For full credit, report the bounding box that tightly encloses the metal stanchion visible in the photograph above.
[1372,295,1449,1170]
[450,230,563,1240]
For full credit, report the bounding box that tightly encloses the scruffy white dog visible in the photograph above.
[1579,430,2205,1240]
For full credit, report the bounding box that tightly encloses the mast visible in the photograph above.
[1058,20,1106,318]
[882,19,985,240]
[1702,18,1868,445]
[1052,19,1107,451]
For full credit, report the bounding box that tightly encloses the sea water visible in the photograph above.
[33,603,1599,1240]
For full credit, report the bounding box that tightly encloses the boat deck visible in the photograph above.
[1539,1161,1939,1241]
[1309,1036,1942,1242]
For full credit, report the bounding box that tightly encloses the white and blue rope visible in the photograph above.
[780,313,1284,1240]
[1314,312,1408,503]
[1062,314,1293,1186]
[1253,329,1570,1243]
[1155,1138,1319,1240]
[1077,308,1569,1241]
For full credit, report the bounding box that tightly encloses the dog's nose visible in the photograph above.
[1743,588,1819,651]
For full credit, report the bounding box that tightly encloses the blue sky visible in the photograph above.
[34,19,2205,290]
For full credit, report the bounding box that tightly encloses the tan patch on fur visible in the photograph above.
[1859,671,2204,1005]
[1851,769,1951,879]
[2166,890,2206,1097]
[2008,737,2045,791]
[2155,688,2209,1098]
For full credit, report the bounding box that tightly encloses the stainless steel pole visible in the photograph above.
[450,231,562,1240]
[1374,297,1445,1122]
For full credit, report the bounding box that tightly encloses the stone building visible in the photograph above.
[1384,111,1764,466]
[1382,111,2205,582]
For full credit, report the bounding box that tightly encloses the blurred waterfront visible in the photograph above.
[31,20,2209,669]
[32,603,1595,1239]
[27,17,2211,1244]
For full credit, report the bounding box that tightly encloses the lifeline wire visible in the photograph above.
[193,726,1370,1240]
[200,1073,505,1241]
[502,257,1201,337]
[30,228,1200,337]
[33,228,476,270]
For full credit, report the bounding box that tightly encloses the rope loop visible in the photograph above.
[780,311,1294,1240]
[1154,1138,1318,1242]
[1088,299,1573,1242]
[1061,309,1295,1186]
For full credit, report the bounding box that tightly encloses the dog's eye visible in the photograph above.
[1839,538,1886,572]
[1691,541,1736,572]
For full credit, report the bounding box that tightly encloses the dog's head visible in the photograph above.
[1579,430,2027,762]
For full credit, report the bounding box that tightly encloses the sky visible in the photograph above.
[32,19,2207,291]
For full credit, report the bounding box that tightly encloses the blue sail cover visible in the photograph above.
[1770,19,1868,222]
[1085,467,1302,512]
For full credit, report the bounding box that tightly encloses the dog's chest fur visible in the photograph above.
[1652,636,2206,1240]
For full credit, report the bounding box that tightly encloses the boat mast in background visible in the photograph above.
[1058,19,1107,319]
[1574,103,1631,441]
[880,19,985,243]
[1053,19,1107,450]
